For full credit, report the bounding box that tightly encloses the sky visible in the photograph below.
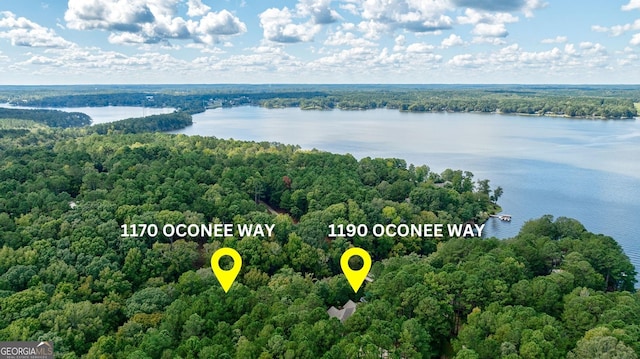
[0,0,640,84]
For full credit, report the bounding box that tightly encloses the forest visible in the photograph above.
[0,99,639,358]
[0,107,91,128]
[89,112,193,135]
[2,84,639,119]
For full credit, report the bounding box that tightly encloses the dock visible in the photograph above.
[490,214,512,222]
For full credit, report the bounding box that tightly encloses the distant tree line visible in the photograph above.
[9,86,639,119]
[11,91,326,115]
[263,92,638,119]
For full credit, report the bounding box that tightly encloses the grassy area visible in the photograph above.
[635,102,640,112]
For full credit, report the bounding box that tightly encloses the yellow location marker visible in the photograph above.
[211,248,242,293]
[340,247,372,293]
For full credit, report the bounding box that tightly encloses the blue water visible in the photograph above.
[0,103,175,124]
[177,107,640,282]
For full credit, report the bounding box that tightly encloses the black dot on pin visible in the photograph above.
[218,255,235,270]
[348,255,364,271]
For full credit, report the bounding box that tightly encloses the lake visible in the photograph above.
[0,104,175,124]
[175,106,640,282]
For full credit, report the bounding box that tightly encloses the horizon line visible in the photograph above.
[1,83,640,87]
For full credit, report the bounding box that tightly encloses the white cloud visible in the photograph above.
[3,0,634,83]
[615,47,639,66]
[591,20,640,37]
[393,34,406,51]
[517,46,562,63]
[9,46,198,82]
[358,0,454,36]
[259,7,319,43]
[198,10,247,44]
[618,55,638,66]
[591,25,608,33]
[21,55,63,66]
[471,36,507,45]
[258,0,340,43]
[622,0,640,11]
[256,0,544,46]
[308,42,443,79]
[441,33,464,47]
[186,0,211,17]
[65,0,155,32]
[541,36,567,44]
[357,19,390,40]
[447,42,609,73]
[193,44,304,76]
[579,41,605,51]
[457,9,519,26]
[185,43,225,53]
[296,0,341,24]
[339,3,359,16]
[575,42,609,67]
[324,30,377,47]
[406,42,435,53]
[314,46,376,66]
[341,0,544,41]
[108,32,148,45]
[453,0,546,17]
[458,9,518,38]
[452,0,541,12]
[65,0,246,46]
[0,11,74,48]
[448,53,483,67]
[521,0,548,17]
[564,43,576,55]
[472,23,508,37]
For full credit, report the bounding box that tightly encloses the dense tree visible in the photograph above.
[0,108,90,127]
[568,327,638,359]
[0,110,637,358]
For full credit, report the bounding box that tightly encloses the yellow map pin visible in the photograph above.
[211,248,242,293]
[340,247,372,293]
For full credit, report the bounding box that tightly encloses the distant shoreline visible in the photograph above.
[3,84,638,120]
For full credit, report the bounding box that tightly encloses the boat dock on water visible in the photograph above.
[490,214,512,221]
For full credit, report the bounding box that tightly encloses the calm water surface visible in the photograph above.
[0,104,174,124]
[177,107,640,281]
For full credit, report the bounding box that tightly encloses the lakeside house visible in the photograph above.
[327,300,357,322]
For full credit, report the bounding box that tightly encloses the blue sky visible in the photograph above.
[0,0,639,84]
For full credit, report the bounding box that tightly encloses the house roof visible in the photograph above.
[327,300,358,322]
